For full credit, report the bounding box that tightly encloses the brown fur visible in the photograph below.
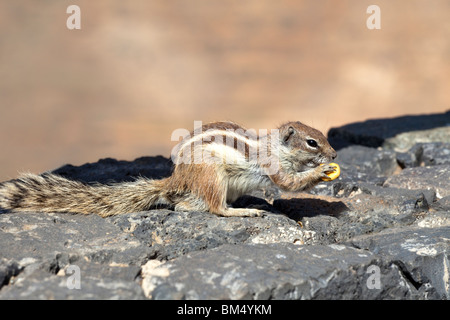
[0,121,336,217]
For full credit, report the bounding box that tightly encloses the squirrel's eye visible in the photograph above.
[306,139,318,148]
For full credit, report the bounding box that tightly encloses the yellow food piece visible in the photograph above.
[320,163,340,181]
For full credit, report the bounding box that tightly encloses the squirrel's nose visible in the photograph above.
[331,150,337,160]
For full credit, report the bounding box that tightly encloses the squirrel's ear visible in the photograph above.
[282,126,296,144]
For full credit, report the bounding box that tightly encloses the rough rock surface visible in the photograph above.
[1,113,449,300]
[384,165,450,199]
[143,243,425,300]
[327,111,450,150]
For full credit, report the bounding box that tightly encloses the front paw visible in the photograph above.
[319,163,340,181]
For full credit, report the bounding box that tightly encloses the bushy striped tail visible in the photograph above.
[0,173,169,217]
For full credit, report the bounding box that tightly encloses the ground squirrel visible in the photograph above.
[0,121,337,217]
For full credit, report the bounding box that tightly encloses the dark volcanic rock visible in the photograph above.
[327,111,450,150]
[348,226,450,299]
[0,208,317,299]
[334,183,434,214]
[384,128,450,151]
[0,212,152,265]
[111,210,316,260]
[396,143,450,168]
[0,211,152,299]
[435,196,450,212]
[384,165,450,199]
[143,243,428,300]
[52,156,173,184]
[0,262,145,300]
[0,259,21,290]
[335,145,399,178]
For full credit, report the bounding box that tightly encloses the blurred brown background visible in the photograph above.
[1,0,449,181]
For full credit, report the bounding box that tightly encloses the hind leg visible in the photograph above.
[175,199,264,217]
[215,207,265,217]
[170,164,265,217]
[172,185,268,217]
[174,194,210,213]
[174,194,264,217]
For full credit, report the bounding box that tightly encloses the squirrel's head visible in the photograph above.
[279,121,337,169]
